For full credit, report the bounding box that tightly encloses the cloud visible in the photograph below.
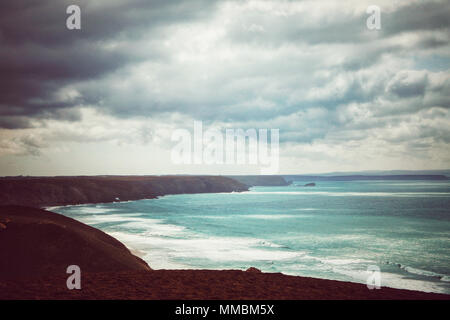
[381,1,450,36]
[0,0,449,173]
[387,70,428,97]
[0,0,220,123]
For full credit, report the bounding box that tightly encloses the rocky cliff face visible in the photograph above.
[226,175,290,187]
[0,176,248,208]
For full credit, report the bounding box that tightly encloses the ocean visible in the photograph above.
[52,180,450,294]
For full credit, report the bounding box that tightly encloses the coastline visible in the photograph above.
[50,192,450,296]
[0,175,250,208]
[1,205,449,300]
[1,175,449,300]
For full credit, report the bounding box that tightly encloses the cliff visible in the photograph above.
[284,175,449,181]
[0,175,248,208]
[226,175,290,187]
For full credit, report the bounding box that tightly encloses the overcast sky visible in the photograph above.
[0,0,449,175]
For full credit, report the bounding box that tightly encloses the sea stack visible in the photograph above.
[304,182,316,187]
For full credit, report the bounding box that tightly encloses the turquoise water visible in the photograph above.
[53,180,450,294]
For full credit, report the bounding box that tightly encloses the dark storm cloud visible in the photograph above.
[0,0,219,45]
[381,1,450,37]
[0,117,32,130]
[0,0,220,128]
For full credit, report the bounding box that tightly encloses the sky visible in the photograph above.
[0,0,449,175]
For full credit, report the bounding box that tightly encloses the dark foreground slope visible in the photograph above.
[0,175,248,208]
[0,206,151,280]
[1,269,448,300]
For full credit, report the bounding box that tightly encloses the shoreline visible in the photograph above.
[1,205,449,300]
[52,199,450,296]
[113,235,450,296]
